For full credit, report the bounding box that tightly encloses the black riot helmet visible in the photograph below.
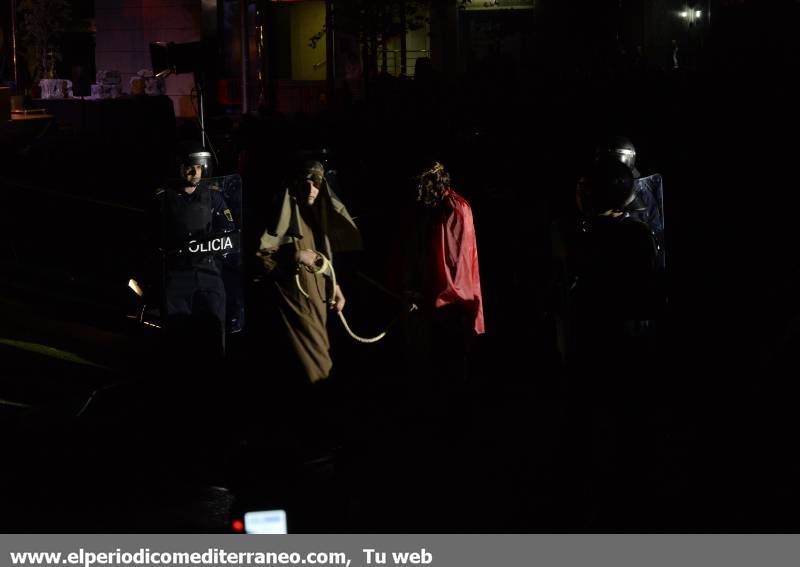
[177,139,213,180]
[597,135,639,178]
[579,158,635,216]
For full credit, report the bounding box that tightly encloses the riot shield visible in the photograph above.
[630,174,666,271]
[206,174,245,334]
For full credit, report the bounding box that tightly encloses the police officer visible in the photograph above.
[553,158,660,373]
[554,160,662,522]
[596,135,666,272]
[153,140,235,359]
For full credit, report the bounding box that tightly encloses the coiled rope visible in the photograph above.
[295,252,387,344]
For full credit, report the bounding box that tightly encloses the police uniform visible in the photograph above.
[155,179,235,355]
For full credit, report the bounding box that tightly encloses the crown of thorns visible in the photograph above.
[421,162,446,177]
[417,161,444,181]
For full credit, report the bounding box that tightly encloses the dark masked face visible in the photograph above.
[418,177,439,207]
[579,159,635,215]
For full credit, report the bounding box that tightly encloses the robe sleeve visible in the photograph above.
[256,243,296,281]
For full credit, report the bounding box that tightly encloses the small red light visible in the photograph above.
[232,519,245,532]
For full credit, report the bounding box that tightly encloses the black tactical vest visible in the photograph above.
[161,182,217,272]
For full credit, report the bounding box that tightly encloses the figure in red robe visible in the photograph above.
[429,176,485,336]
[402,161,485,388]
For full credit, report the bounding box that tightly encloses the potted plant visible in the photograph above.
[17,0,72,96]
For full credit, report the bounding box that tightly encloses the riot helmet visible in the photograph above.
[579,158,635,216]
[598,135,639,178]
[177,139,213,184]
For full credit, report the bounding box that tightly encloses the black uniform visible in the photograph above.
[552,213,659,386]
[153,179,235,356]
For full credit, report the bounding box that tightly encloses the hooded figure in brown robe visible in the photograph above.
[256,161,362,383]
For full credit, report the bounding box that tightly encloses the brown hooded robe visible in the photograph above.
[256,183,362,383]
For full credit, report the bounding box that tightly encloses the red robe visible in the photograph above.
[432,190,485,335]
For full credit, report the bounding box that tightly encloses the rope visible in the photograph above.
[336,311,387,344]
[295,252,389,343]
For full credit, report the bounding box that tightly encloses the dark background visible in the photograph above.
[1,0,800,533]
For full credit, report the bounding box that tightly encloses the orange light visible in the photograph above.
[232,519,245,532]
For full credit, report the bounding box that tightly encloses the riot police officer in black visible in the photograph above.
[552,159,662,526]
[596,135,666,272]
[553,158,660,383]
[152,140,234,363]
